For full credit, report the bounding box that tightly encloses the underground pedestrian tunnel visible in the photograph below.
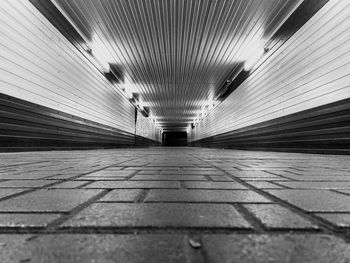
[0,0,350,262]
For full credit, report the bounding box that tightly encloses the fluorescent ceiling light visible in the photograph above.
[239,39,265,71]
[244,48,264,71]
[89,37,113,72]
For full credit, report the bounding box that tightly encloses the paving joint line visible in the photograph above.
[45,189,111,230]
[263,170,297,180]
[191,154,350,242]
[0,161,50,168]
[266,181,290,189]
[0,226,331,235]
[135,189,150,203]
[233,203,266,233]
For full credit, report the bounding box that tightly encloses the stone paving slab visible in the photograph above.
[243,204,318,229]
[183,181,247,189]
[0,234,194,263]
[0,189,102,212]
[267,189,350,212]
[277,181,350,189]
[202,234,350,263]
[49,181,90,188]
[281,175,350,181]
[0,214,60,227]
[0,180,58,188]
[131,174,207,181]
[0,189,27,200]
[231,171,281,178]
[63,203,251,228]
[84,181,180,189]
[315,213,350,227]
[84,170,134,177]
[145,189,271,203]
[77,176,125,181]
[98,189,143,202]
[209,175,235,181]
[245,181,284,189]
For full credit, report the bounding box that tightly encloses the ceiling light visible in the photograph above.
[244,49,264,71]
[238,38,266,71]
[89,38,113,73]
[122,87,133,99]
[138,97,145,110]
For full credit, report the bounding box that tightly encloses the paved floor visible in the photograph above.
[1,147,350,262]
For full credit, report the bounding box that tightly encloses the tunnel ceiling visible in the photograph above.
[49,0,302,131]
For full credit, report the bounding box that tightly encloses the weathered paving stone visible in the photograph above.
[85,181,179,189]
[160,170,181,174]
[63,203,251,228]
[0,172,52,180]
[49,181,90,188]
[0,234,194,263]
[84,170,133,177]
[278,181,350,189]
[0,214,60,227]
[245,181,284,189]
[0,180,57,188]
[0,235,34,263]
[183,181,247,189]
[315,213,350,227]
[145,189,271,203]
[77,176,125,181]
[0,189,26,199]
[209,175,235,181]
[244,204,318,229]
[202,234,350,263]
[131,174,206,181]
[232,171,281,178]
[239,177,290,181]
[0,189,102,212]
[46,174,80,180]
[102,167,124,171]
[137,171,160,175]
[282,175,350,181]
[267,189,350,212]
[180,170,225,175]
[98,189,143,202]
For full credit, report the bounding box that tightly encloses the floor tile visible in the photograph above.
[63,203,251,228]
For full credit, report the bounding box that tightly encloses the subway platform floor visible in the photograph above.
[1,147,350,262]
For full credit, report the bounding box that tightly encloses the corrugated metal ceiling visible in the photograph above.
[51,0,302,131]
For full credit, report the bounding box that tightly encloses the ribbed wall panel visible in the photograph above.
[0,0,134,137]
[136,111,161,142]
[190,0,350,142]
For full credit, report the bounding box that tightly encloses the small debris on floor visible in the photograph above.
[188,238,202,248]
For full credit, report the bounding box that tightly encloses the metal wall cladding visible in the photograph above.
[0,0,159,140]
[52,0,301,131]
[190,0,350,142]
[136,112,162,142]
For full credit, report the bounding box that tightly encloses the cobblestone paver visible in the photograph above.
[1,147,350,262]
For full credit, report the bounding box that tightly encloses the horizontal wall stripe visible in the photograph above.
[0,94,160,152]
[190,97,350,154]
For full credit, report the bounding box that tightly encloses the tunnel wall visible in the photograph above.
[189,0,350,154]
[0,1,160,151]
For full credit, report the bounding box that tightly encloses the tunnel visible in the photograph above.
[0,0,350,261]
